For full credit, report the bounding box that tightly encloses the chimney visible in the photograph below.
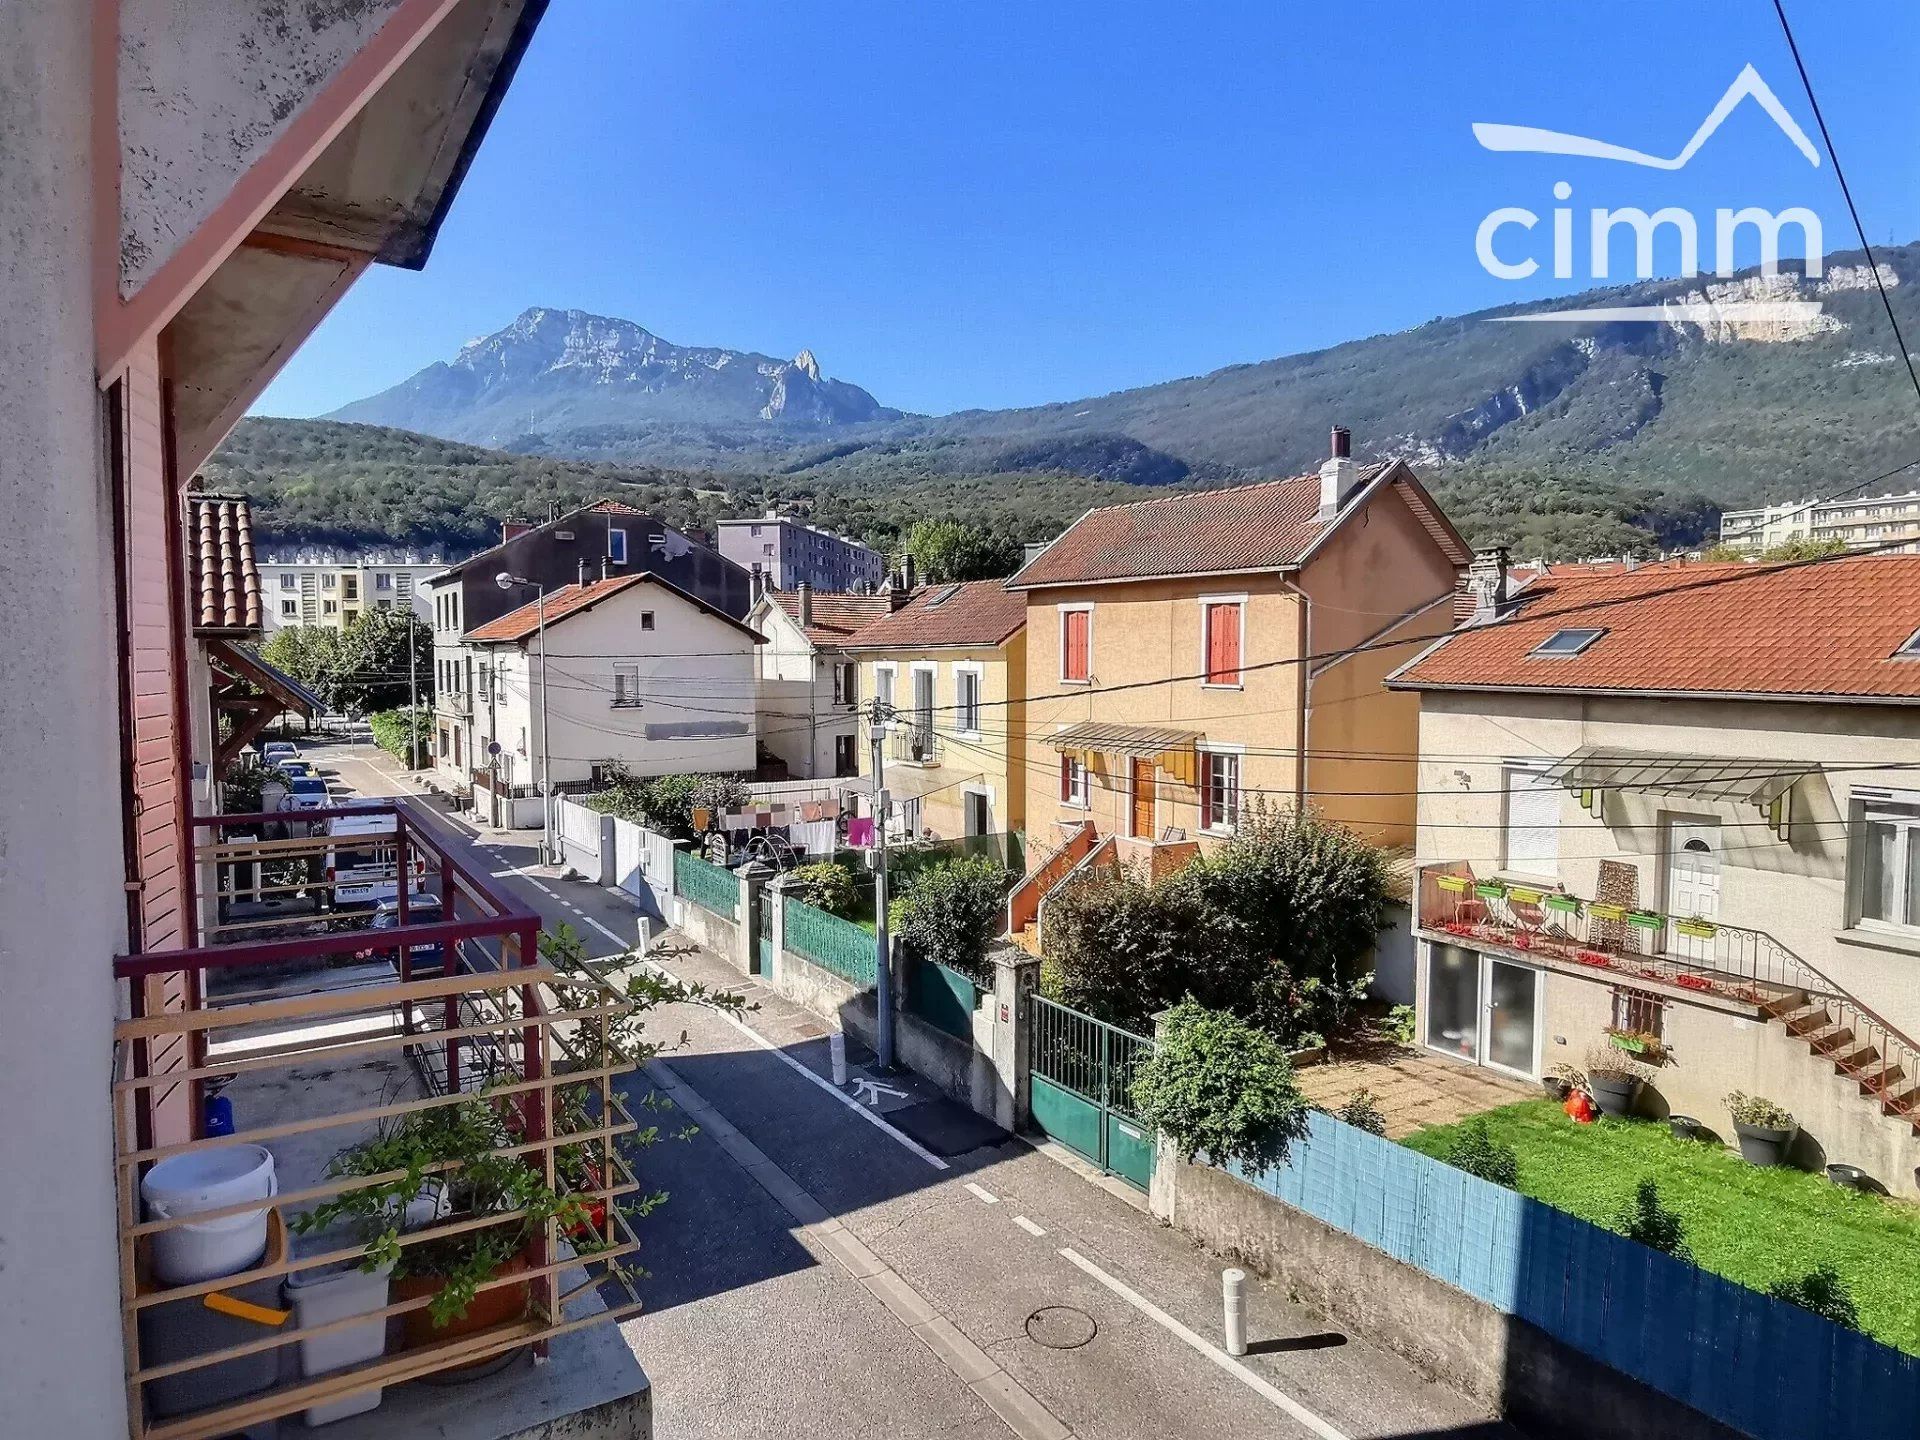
[503,520,533,544]
[902,553,917,592]
[749,565,766,604]
[1318,424,1359,517]
[1466,546,1510,624]
[797,581,813,629]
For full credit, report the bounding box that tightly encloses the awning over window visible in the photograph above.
[1046,722,1198,760]
[1542,745,1814,839]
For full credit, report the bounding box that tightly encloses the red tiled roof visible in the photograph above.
[843,580,1027,649]
[766,590,900,646]
[466,573,762,644]
[188,493,261,634]
[1394,555,1920,702]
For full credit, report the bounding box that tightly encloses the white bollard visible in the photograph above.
[829,1031,848,1087]
[637,917,651,957]
[1222,1268,1247,1357]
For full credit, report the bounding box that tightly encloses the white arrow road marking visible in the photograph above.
[850,1077,908,1107]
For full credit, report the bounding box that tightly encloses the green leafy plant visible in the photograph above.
[1333,1088,1387,1137]
[369,706,433,767]
[221,761,266,814]
[1614,1179,1692,1262]
[587,770,750,841]
[1441,1118,1520,1189]
[1385,1004,1417,1047]
[1725,1091,1795,1130]
[1130,1001,1310,1172]
[1583,1044,1652,1087]
[784,862,859,917]
[1767,1264,1860,1330]
[890,854,1008,981]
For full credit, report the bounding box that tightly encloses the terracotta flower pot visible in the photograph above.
[394,1250,530,1367]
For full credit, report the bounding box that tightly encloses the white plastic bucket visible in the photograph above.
[141,1144,278,1285]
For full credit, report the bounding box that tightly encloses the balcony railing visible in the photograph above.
[889,723,942,766]
[113,802,643,1440]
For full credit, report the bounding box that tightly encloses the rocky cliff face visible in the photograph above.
[327,307,895,445]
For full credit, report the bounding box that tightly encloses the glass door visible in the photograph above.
[1484,959,1540,1077]
[1425,943,1481,1061]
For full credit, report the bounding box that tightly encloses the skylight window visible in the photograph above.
[1530,627,1605,658]
[925,584,963,609]
[1895,626,1920,659]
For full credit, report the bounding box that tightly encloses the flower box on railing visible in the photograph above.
[1543,894,1581,915]
[1674,918,1718,940]
[1574,949,1613,967]
[1474,881,1508,901]
[1507,886,1544,905]
[1435,874,1472,894]
[1673,973,1714,993]
[1626,910,1666,932]
[1588,903,1627,923]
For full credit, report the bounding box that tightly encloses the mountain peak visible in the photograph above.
[791,348,821,381]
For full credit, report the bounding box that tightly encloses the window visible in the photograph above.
[750,524,762,536]
[612,663,640,707]
[834,733,858,777]
[608,528,628,564]
[280,573,296,590]
[1060,753,1089,808]
[833,661,857,707]
[875,664,896,714]
[1202,600,1243,686]
[376,573,392,590]
[1857,797,1920,931]
[518,726,528,756]
[1611,987,1665,1040]
[1895,626,1920,659]
[1502,764,1560,877]
[1060,606,1092,682]
[323,599,337,615]
[1529,627,1605,658]
[955,667,981,734]
[1200,750,1241,833]
[640,611,655,632]
[322,574,336,590]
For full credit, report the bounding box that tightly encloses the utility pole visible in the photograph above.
[496,573,553,863]
[867,696,896,1070]
[406,610,419,770]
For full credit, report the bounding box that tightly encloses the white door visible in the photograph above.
[1482,959,1541,1078]
[1665,819,1722,963]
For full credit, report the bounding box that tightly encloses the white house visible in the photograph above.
[748,583,906,779]
[435,573,764,824]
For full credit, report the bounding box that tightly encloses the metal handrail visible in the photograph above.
[1007,820,1095,936]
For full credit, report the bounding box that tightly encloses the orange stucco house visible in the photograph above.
[1005,428,1470,919]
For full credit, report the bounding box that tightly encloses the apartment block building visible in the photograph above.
[717,510,887,592]
[257,550,447,631]
[1719,489,1920,555]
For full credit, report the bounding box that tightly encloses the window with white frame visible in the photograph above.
[375,573,392,590]
[1501,763,1561,878]
[955,667,982,734]
[1059,753,1089,808]
[607,528,628,565]
[1200,749,1241,833]
[833,661,857,707]
[280,573,296,590]
[1856,794,1920,931]
[1059,605,1092,683]
[612,663,641,707]
[874,664,896,714]
[280,598,297,618]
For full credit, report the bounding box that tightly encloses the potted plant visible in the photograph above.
[1604,1026,1665,1064]
[1725,1091,1796,1166]
[1582,1045,1651,1117]
[1543,1062,1584,1101]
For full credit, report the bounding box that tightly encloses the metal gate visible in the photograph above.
[753,889,774,976]
[1026,994,1155,1190]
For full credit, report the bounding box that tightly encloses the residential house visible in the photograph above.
[0,6,661,1436]
[448,574,763,827]
[748,582,907,779]
[1005,429,1470,903]
[842,580,1030,842]
[258,548,448,631]
[1390,551,1920,1195]
[1721,488,1920,556]
[717,509,887,592]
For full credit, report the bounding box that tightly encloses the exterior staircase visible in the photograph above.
[1007,821,1115,957]
[1762,988,1920,1137]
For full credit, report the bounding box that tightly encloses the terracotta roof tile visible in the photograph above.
[843,580,1027,649]
[767,591,901,646]
[188,493,260,634]
[1395,555,1920,702]
[466,571,764,645]
[1006,471,1386,589]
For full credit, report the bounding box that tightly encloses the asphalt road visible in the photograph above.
[313,739,1519,1440]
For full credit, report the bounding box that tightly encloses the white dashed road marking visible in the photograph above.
[965,1182,1000,1205]
[1013,1215,1047,1238]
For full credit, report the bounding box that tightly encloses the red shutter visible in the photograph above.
[1206,604,1241,684]
[1063,610,1089,681]
[1060,754,1073,801]
[1199,754,1213,830]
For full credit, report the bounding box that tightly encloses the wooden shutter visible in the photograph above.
[1060,754,1074,802]
[1063,610,1089,681]
[1205,604,1241,684]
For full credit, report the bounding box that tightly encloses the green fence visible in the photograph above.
[673,849,738,919]
[1027,994,1156,1190]
[783,896,877,986]
[908,959,980,1040]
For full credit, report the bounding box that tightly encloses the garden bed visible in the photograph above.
[1403,1100,1920,1354]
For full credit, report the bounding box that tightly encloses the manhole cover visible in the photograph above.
[1025,1305,1097,1350]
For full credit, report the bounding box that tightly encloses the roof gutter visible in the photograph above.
[1384,679,1920,707]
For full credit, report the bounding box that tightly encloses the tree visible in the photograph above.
[891,855,1008,979]
[1044,871,1207,1031]
[1131,1001,1310,1172]
[1441,1118,1520,1189]
[259,624,342,703]
[904,519,1025,583]
[330,608,435,717]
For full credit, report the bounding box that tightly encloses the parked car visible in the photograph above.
[280,776,331,812]
[261,740,298,763]
[325,812,426,910]
[362,893,446,974]
[273,759,313,781]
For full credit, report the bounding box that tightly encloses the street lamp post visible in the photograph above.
[497,572,553,864]
[867,697,895,1071]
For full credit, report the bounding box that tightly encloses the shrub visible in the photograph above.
[1333,1089,1387,1137]
[222,761,266,814]
[891,855,1007,979]
[1441,1118,1519,1188]
[1614,1179,1692,1262]
[368,706,431,766]
[1385,1004,1417,1047]
[1767,1264,1860,1330]
[1044,870,1205,1032]
[786,862,858,917]
[587,770,747,841]
[1131,1002,1311,1172]
[1725,1091,1795,1130]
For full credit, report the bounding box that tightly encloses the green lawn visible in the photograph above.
[1403,1100,1920,1355]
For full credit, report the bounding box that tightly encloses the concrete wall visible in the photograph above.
[1154,1156,1741,1440]
[0,7,133,1435]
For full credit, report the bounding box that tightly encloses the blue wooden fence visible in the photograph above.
[1228,1113,1920,1440]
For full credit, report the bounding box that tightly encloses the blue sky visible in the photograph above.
[255,0,1920,420]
